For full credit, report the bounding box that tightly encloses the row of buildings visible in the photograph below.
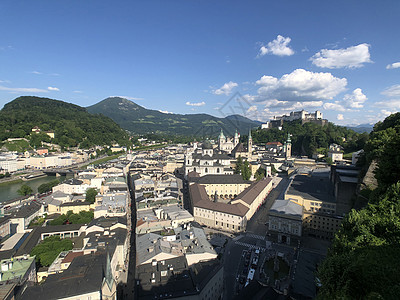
[130,147,225,299]
[268,164,360,244]
[0,156,133,299]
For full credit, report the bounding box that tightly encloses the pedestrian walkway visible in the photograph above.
[234,241,266,251]
[246,233,266,241]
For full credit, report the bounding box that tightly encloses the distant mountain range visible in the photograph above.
[87,97,261,136]
[344,123,374,133]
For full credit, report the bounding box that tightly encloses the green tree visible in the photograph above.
[31,236,73,267]
[17,184,32,196]
[234,156,243,174]
[37,179,59,194]
[85,188,98,204]
[234,156,251,180]
[241,160,251,181]
[49,210,94,225]
[255,167,266,180]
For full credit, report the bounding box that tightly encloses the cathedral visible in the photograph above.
[218,129,239,152]
[184,129,255,177]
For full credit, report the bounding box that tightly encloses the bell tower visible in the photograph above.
[248,129,253,157]
[285,133,292,159]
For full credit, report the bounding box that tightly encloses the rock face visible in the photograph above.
[362,159,378,190]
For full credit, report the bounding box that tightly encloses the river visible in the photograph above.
[0,175,71,203]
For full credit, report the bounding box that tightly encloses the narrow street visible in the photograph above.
[120,172,137,299]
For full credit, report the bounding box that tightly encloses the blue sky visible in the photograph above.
[0,0,399,126]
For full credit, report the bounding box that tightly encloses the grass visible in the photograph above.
[0,178,23,186]
[343,152,354,160]
[80,154,121,169]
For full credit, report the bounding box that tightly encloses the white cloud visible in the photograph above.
[310,43,372,69]
[255,69,347,102]
[381,84,400,98]
[112,95,144,100]
[375,85,400,109]
[263,99,289,107]
[247,106,258,113]
[386,62,400,69]
[159,110,173,114]
[0,85,48,93]
[342,88,367,108]
[323,102,346,111]
[186,101,205,107]
[323,88,367,112]
[381,109,394,116]
[337,114,344,120]
[258,35,294,57]
[30,71,42,75]
[213,81,238,95]
[281,101,323,111]
[374,99,400,109]
[47,86,59,91]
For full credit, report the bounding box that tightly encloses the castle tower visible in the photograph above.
[234,129,239,147]
[248,129,253,157]
[285,133,292,158]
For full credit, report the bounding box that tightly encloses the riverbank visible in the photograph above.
[0,178,23,186]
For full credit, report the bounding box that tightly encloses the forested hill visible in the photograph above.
[0,96,131,148]
[87,97,261,136]
[317,112,400,299]
[251,120,369,157]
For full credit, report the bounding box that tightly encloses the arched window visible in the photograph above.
[205,168,208,173]
[217,168,220,173]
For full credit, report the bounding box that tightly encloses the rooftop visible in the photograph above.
[270,199,303,217]
[287,174,335,203]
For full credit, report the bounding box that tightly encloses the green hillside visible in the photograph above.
[251,120,368,157]
[87,97,261,137]
[0,96,131,149]
[317,113,400,299]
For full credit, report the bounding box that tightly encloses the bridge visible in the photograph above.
[43,168,78,176]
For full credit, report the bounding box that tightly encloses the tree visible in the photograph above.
[17,184,32,196]
[49,210,94,225]
[31,236,73,267]
[234,156,243,174]
[37,179,60,194]
[241,160,252,181]
[255,167,266,181]
[85,188,98,204]
[234,156,251,180]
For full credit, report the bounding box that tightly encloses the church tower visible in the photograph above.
[234,129,239,147]
[218,129,226,150]
[248,129,253,157]
[285,133,292,158]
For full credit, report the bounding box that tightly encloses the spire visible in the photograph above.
[287,133,291,143]
[219,129,225,139]
[248,128,252,139]
[104,251,114,291]
[234,129,238,138]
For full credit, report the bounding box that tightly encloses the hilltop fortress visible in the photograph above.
[262,110,328,129]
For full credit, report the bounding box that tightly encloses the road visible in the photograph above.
[245,176,289,236]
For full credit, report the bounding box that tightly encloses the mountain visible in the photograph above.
[87,97,261,136]
[0,96,131,148]
[345,123,374,133]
